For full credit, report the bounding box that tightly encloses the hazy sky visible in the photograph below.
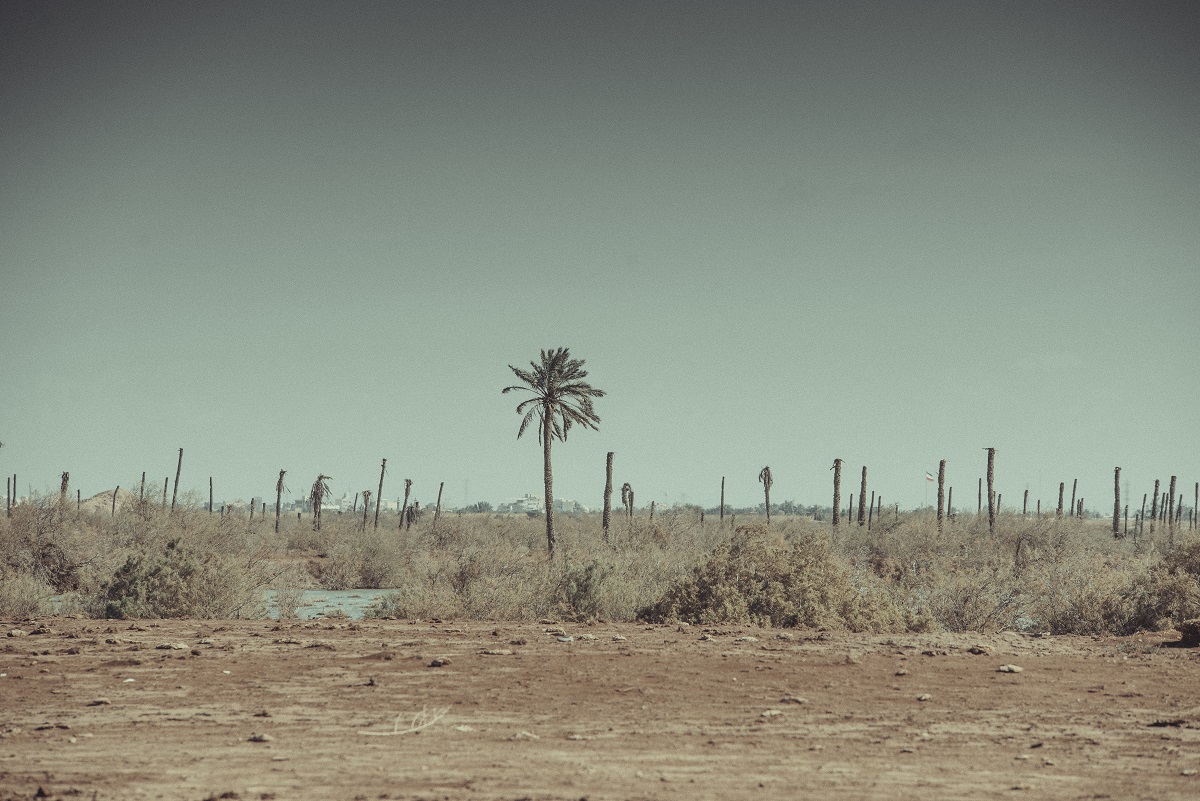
[2,1,1197,513]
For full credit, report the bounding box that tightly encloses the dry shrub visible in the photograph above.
[94,536,268,619]
[638,525,904,631]
[0,571,56,618]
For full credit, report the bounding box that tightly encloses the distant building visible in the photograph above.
[499,494,544,514]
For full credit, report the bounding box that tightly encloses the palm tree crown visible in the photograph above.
[503,347,604,444]
[503,347,604,556]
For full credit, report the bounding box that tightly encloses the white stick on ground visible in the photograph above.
[359,706,449,736]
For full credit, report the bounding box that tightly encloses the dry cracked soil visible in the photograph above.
[1,617,1198,800]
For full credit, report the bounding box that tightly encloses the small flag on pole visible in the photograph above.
[925,472,936,482]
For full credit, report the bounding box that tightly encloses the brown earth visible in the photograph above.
[1,617,1198,801]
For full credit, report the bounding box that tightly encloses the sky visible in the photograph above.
[2,1,1197,514]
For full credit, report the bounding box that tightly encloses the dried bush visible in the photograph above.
[0,570,56,618]
[638,525,904,631]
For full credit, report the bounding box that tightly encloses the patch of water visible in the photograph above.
[264,588,395,620]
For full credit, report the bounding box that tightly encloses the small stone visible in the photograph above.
[998,664,1024,673]
[87,698,111,706]
[1181,769,1198,776]
[968,645,989,655]
[611,635,627,642]
[480,649,514,656]
[916,693,932,702]
[156,643,187,650]
[429,658,451,667]
[895,668,909,676]
[511,730,540,740]
[734,636,759,643]
[577,633,597,641]
[556,636,575,643]
[248,732,273,743]
[780,696,808,704]
[7,630,28,638]
[761,709,783,718]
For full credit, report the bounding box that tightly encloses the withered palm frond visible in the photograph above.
[503,348,605,557]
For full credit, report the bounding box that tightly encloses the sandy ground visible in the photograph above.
[1,617,1198,801]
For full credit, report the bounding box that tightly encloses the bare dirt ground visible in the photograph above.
[2,617,1198,801]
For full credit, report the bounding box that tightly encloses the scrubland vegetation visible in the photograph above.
[2,493,1198,636]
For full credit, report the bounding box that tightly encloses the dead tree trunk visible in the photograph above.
[832,459,843,527]
[602,452,614,539]
[171,448,183,512]
[1069,479,1077,522]
[1168,475,1177,540]
[1113,466,1121,538]
[433,481,444,530]
[985,448,996,534]
[275,470,286,533]
[936,459,946,532]
[1023,489,1029,517]
[398,479,412,531]
[374,459,387,530]
[1150,479,1160,534]
[858,466,867,527]
[1057,482,1065,518]
[112,485,119,517]
[720,476,725,526]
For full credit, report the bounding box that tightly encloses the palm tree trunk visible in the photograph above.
[433,482,444,532]
[858,466,867,527]
[543,405,555,556]
[171,448,183,512]
[936,460,946,532]
[832,459,842,527]
[602,452,614,539]
[985,448,995,535]
[1150,479,1160,534]
[399,479,412,531]
[374,459,386,529]
[1168,475,1177,540]
[1112,466,1121,537]
[275,470,285,533]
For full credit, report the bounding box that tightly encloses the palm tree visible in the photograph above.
[310,474,331,531]
[758,466,773,524]
[504,348,605,557]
